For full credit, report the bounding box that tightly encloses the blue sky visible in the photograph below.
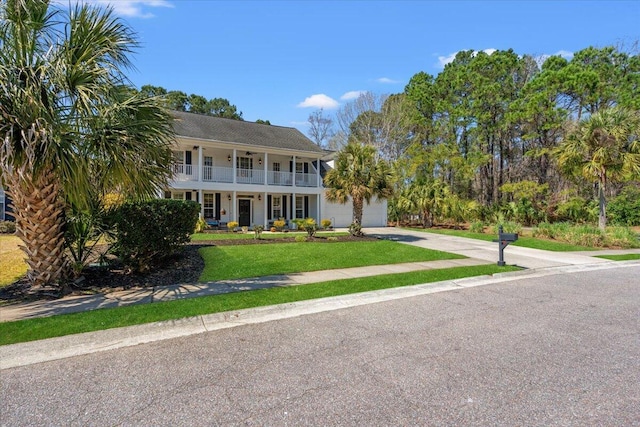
[80,1,638,134]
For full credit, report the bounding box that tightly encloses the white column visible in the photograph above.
[199,189,204,218]
[264,152,268,186]
[232,149,237,184]
[198,146,203,182]
[232,191,237,222]
[317,193,321,224]
[316,157,321,187]
[263,191,268,227]
[292,155,296,188]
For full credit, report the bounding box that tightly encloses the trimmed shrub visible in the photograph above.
[273,219,286,231]
[111,199,200,273]
[295,235,306,242]
[321,219,332,229]
[227,221,239,231]
[293,218,318,237]
[0,220,16,234]
[253,225,264,239]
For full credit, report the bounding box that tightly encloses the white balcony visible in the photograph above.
[172,163,198,181]
[236,168,264,185]
[202,166,233,183]
[267,171,293,186]
[296,172,318,187]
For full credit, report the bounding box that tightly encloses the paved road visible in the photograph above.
[2,265,638,426]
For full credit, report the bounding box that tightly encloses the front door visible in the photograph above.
[238,199,251,227]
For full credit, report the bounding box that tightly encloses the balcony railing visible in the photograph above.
[267,171,293,186]
[173,164,319,187]
[296,172,318,187]
[172,163,197,181]
[236,168,264,184]
[202,166,233,183]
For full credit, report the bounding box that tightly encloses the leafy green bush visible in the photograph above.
[555,196,596,223]
[469,221,485,233]
[327,236,338,241]
[227,221,239,231]
[321,219,332,229]
[111,199,200,273]
[608,186,640,226]
[194,217,208,233]
[532,222,638,248]
[65,200,113,277]
[273,219,286,231]
[489,221,522,235]
[253,225,264,239]
[293,218,318,237]
[0,220,16,234]
[295,235,306,242]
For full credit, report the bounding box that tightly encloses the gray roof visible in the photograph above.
[172,111,324,154]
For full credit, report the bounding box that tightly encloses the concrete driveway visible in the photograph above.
[2,265,638,426]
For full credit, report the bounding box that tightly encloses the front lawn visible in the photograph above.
[0,264,519,345]
[0,235,27,287]
[199,240,465,281]
[595,253,640,261]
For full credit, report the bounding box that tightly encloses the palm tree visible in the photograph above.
[557,107,640,230]
[324,141,394,234]
[0,1,174,287]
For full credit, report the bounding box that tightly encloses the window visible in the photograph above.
[296,162,304,174]
[295,196,304,219]
[172,192,185,200]
[203,193,215,219]
[272,162,281,184]
[272,196,282,219]
[172,150,184,163]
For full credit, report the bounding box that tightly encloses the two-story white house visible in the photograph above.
[165,111,387,228]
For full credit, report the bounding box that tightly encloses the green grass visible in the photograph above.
[199,240,465,281]
[408,228,594,251]
[595,253,640,261]
[190,231,348,241]
[0,235,27,287]
[0,264,519,346]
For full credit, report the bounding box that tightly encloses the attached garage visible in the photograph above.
[321,195,387,228]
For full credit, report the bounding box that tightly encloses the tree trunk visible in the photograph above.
[598,176,607,232]
[352,196,364,235]
[6,169,69,287]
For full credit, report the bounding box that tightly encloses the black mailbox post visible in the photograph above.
[494,225,518,266]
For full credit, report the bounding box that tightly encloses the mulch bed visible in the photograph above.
[0,234,377,305]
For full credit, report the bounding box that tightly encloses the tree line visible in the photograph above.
[307,45,640,230]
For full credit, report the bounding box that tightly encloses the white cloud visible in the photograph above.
[534,50,575,66]
[340,90,365,100]
[54,1,174,18]
[376,77,400,84]
[296,94,339,109]
[555,50,574,59]
[436,48,498,68]
[437,52,458,68]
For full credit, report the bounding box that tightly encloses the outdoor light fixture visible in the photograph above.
[258,194,262,201]
[258,157,262,165]
[227,154,231,162]
[227,194,231,200]
[192,145,199,151]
